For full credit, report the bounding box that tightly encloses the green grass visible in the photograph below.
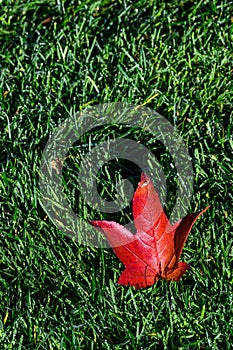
[0,0,232,348]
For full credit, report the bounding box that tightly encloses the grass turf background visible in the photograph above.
[0,0,232,348]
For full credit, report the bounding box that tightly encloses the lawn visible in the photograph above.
[0,0,232,349]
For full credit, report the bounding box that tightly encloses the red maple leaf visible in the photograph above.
[91,172,210,289]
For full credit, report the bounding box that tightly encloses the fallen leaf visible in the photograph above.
[91,172,210,289]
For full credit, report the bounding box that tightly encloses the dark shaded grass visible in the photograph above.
[0,0,232,348]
